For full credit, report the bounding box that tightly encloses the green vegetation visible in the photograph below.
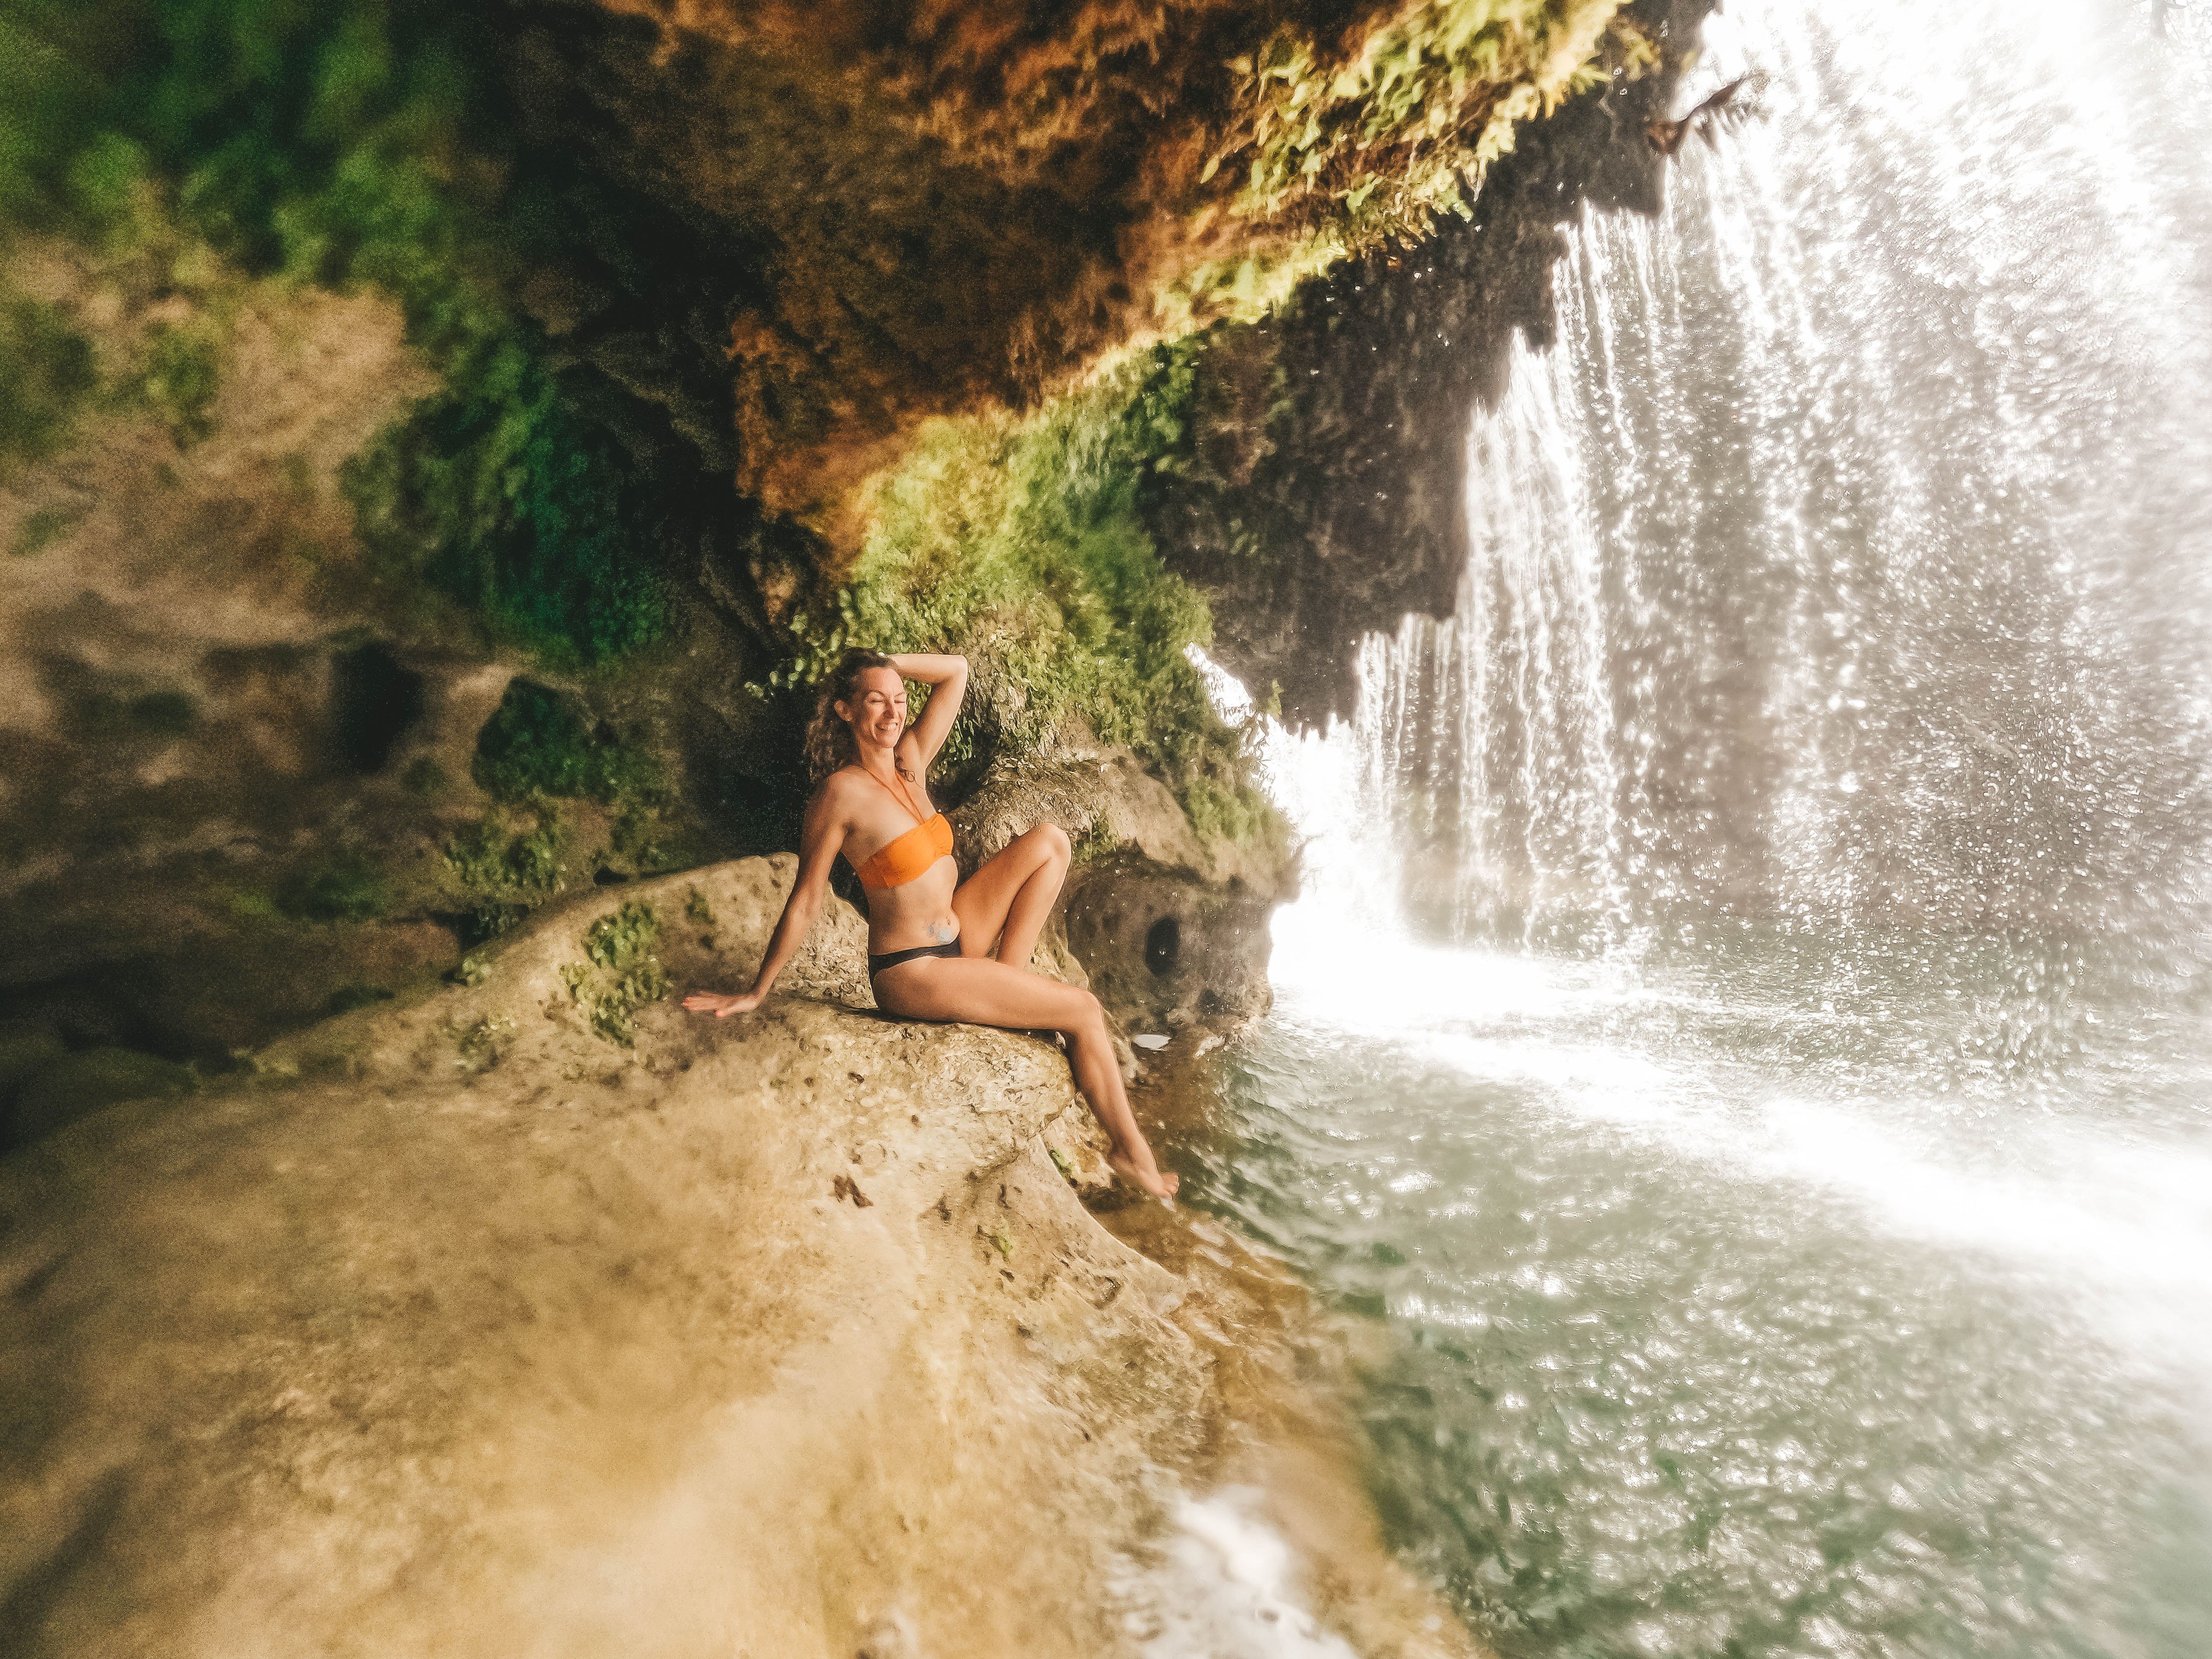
[1231,2,1639,250]
[1170,1,1651,320]
[0,297,98,469]
[472,679,661,804]
[466,681,678,888]
[444,806,566,943]
[279,849,391,922]
[342,352,671,666]
[1179,774,1287,851]
[445,811,565,891]
[1071,818,1119,864]
[225,888,285,925]
[561,900,669,1046]
[3,0,673,667]
[136,319,221,443]
[780,349,1273,830]
[582,900,661,972]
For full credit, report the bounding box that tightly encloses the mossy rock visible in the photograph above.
[278,851,392,923]
[7,1048,197,1150]
[472,681,659,804]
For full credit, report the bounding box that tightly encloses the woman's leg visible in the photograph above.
[874,954,1177,1200]
[951,822,1071,969]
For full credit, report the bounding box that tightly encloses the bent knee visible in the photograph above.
[1026,821,1071,860]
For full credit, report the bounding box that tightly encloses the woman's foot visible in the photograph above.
[1109,1149,1180,1202]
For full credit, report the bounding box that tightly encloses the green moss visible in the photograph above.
[784,343,1270,831]
[7,1046,197,1147]
[0,297,98,470]
[279,849,391,922]
[472,679,660,804]
[583,899,660,972]
[684,887,714,926]
[444,806,566,943]
[561,899,668,1045]
[11,504,81,557]
[342,349,671,666]
[135,321,223,444]
[1178,774,1287,849]
[225,888,285,925]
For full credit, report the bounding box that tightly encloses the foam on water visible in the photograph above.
[1109,1490,1359,1659]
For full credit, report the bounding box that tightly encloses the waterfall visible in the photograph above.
[1334,0,2212,958]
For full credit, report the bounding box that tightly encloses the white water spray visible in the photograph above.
[1315,0,2212,951]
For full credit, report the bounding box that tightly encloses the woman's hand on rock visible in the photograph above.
[681,989,764,1018]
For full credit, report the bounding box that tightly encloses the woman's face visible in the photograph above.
[836,667,907,751]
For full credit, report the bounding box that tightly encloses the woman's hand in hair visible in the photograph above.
[894,652,969,767]
[681,988,765,1018]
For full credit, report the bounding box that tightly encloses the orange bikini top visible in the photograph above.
[845,764,953,889]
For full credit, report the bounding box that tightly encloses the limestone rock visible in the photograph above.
[950,732,1295,1043]
[0,856,1209,1656]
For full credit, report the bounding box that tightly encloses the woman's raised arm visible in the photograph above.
[891,652,968,767]
[680,785,847,1018]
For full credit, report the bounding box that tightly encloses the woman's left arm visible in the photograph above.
[891,652,969,767]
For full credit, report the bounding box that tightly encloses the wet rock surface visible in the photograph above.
[1064,852,1281,1039]
[952,729,1295,1043]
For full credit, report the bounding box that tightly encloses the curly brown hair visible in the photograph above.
[804,648,900,782]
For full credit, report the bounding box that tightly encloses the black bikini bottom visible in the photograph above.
[868,939,963,979]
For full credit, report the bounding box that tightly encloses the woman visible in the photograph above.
[681,649,1179,1200]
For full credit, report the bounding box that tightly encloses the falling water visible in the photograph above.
[1187,3,2212,1655]
[1356,0,2212,954]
